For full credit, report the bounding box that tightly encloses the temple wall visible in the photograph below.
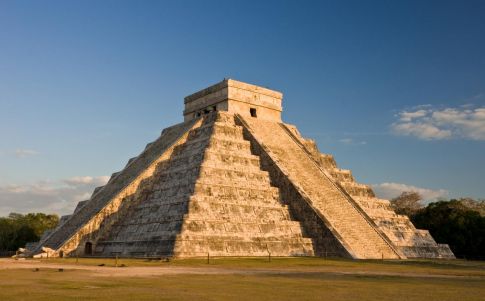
[184,79,282,122]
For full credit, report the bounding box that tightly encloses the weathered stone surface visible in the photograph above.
[295,135,453,258]
[184,79,282,122]
[29,119,200,257]
[95,113,313,257]
[238,116,402,259]
[27,79,454,259]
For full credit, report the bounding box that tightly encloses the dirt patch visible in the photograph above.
[0,258,236,277]
[1,258,483,280]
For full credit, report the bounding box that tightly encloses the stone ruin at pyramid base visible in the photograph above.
[22,79,455,260]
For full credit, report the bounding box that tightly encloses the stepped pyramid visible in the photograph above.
[28,79,454,259]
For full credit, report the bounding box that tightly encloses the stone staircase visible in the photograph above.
[95,112,314,257]
[280,123,454,259]
[238,115,402,259]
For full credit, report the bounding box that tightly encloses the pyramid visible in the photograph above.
[27,79,454,259]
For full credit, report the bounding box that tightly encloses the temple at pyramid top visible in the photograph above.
[183,79,283,122]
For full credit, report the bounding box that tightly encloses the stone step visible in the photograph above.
[134,196,190,209]
[186,122,244,141]
[174,135,211,150]
[174,237,314,257]
[178,136,255,159]
[202,150,261,169]
[152,183,198,198]
[170,140,210,158]
[98,237,314,257]
[207,137,252,153]
[108,218,306,239]
[317,154,338,169]
[184,125,213,141]
[193,181,279,193]
[213,112,237,124]
[198,165,271,183]
[111,216,184,227]
[151,159,203,178]
[339,182,374,197]
[181,219,308,235]
[190,197,288,212]
[131,194,287,215]
[195,176,272,189]
[157,156,204,173]
[187,204,292,221]
[178,233,310,244]
[149,175,199,191]
[328,168,354,182]
[190,193,281,206]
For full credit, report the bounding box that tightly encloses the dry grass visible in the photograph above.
[0,257,483,301]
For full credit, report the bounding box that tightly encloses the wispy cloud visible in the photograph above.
[372,182,449,201]
[0,176,109,217]
[391,105,485,140]
[339,138,367,145]
[63,176,110,186]
[465,93,484,102]
[15,149,39,158]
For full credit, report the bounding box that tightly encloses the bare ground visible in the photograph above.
[1,258,483,279]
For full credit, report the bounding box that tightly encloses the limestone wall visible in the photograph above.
[183,79,282,122]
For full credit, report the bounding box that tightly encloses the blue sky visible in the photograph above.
[0,0,484,215]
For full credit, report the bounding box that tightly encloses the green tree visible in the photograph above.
[0,212,59,252]
[412,200,485,259]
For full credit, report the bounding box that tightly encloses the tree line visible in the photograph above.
[0,213,59,253]
[391,192,485,260]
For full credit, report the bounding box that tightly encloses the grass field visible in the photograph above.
[0,257,484,301]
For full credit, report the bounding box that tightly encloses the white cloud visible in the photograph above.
[339,138,367,145]
[15,149,39,158]
[372,182,449,201]
[391,106,485,140]
[64,176,110,186]
[399,109,428,122]
[0,176,109,217]
[392,122,452,140]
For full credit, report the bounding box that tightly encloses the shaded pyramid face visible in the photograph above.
[29,79,454,259]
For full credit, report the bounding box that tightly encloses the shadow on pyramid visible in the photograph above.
[25,79,454,259]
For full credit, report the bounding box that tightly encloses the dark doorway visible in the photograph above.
[59,250,64,258]
[84,242,93,255]
[250,108,257,117]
